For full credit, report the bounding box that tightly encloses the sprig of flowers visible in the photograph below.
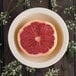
[63,5,76,21]
[1,60,22,76]
[24,0,31,7]
[7,0,30,14]
[26,66,36,76]
[63,6,76,58]
[65,20,76,31]
[51,0,76,58]
[51,0,58,12]
[51,0,58,7]
[0,0,31,26]
[63,5,76,15]
[51,0,61,12]
[26,66,36,73]
[66,41,76,59]
[45,68,59,76]
[0,12,10,25]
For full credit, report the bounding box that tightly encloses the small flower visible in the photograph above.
[1,60,22,76]
[63,6,76,15]
[65,20,76,30]
[26,66,36,73]
[40,0,43,3]
[0,12,10,25]
[69,41,76,50]
[0,43,2,46]
[24,0,30,7]
[74,14,76,20]
[52,8,58,12]
[51,0,61,13]
[45,68,59,76]
[51,0,58,7]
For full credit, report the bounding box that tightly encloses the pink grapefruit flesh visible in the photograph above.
[17,20,57,56]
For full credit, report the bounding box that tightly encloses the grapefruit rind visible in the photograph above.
[17,20,57,57]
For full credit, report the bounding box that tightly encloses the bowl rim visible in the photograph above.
[8,7,69,68]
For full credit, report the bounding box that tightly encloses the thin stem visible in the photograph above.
[30,72,35,76]
[7,0,13,12]
[8,0,24,14]
[0,60,3,63]
[19,73,22,76]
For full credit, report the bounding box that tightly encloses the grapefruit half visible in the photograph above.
[17,20,57,57]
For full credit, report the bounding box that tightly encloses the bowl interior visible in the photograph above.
[14,13,63,62]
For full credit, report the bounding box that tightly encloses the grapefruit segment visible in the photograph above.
[17,20,57,56]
